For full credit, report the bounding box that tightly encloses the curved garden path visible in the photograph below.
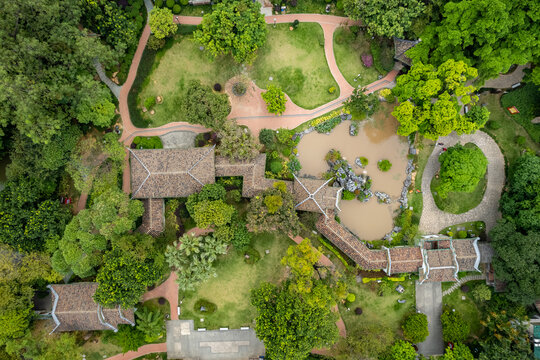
[418,131,505,234]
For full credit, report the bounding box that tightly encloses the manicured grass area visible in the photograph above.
[250,23,339,109]
[339,277,416,338]
[442,280,485,340]
[500,83,540,142]
[431,174,487,214]
[179,232,293,329]
[287,0,346,15]
[178,4,212,15]
[333,27,380,87]
[142,298,171,318]
[138,32,240,127]
[480,93,540,168]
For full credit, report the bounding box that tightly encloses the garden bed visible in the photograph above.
[250,23,339,109]
[178,232,293,329]
[442,280,485,341]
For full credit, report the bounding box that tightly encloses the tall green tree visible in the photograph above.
[4,332,81,360]
[407,0,540,80]
[441,308,470,343]
[387,340,416,360]
[442,343,474,360]
[436,143,488,198]
[343,0,424,38]
[281,239,321,294]
[193,0,267,63]
[251,282,339,360]
[0,0,116,145]
[402,313,429,343]
[75,76,116,128]
[391,60,483,140]
[149,8,177,40]
[181,81,231,130]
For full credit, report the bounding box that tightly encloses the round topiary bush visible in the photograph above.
[214,83,222,92]
[158,297,167,305]
[269,160,283,174]
[359,156,368,167]
[378,159,392,172]
[194,299,217,314]
[155,0,163,7]
[166,0,174,8]
[346,293,356,303]
[457,230,468,239]
[354,307,363,315]
[172,4,181,13]
[180,0,189,5]
[244,248,261,264]
[328,86,336,94]
[233,82,247,96]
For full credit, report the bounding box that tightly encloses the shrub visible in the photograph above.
[515,135,526,145]
[318,236,355,271]
[172,4,181,13]
[380,88,395,102]
[259,129,275,148]
[270,160,283,174]
[281,147,292,157]
[378,159,392,171]
[144,96,156,110]
[232,82,247,96]
[328,86,336,94]
[361,54,373,68]
[292,19,300,29]
[342,190,356,200]
[315,115,342,133]
[155,0,163,7]
[133,136,163,149]
[359,156,368,167]
[457,230,468,239]
[354,307,362,315]
[226,189,242,203]
[214,83,222,92]
[231,221,252,250]
[336,0,343,10]
[166,0,174,8]
[486,120,501,130]
[402,313,429,343]
[147,35,166,50]
[346,293,356,303]
[244,247,261,264]
[180,0,189,4]
[194,299,217,314]
[287,157,301,174]
[377,279,394,296]
[472,283,491,301]
[350,25,360,35]
[441,308,469,343]
[262,85,287,115]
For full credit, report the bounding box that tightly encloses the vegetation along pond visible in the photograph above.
[297,111,409,240]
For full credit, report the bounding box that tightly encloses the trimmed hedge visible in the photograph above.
[362,276,405,283]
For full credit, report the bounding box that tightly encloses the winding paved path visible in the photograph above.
[418,131,505,234]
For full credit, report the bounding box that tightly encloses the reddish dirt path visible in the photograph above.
[105,343,167,360]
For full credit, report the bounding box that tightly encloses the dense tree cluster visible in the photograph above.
[401,313,429,343]
[181,81,231,130]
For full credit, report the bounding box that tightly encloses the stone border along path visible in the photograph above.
[418,131,505,235]
[441,274,485,296]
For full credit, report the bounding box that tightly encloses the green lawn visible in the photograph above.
[250,23,339,109]
[138,33,241,127]
[480,93,540,168]
[500,83,540,142]
[333,27,381,87]
[179,232,293,329]
[431,174,487,214]
[410,136,436,233]
[286,0,346,15]
[339,277,416,338]
[442,280,485,341]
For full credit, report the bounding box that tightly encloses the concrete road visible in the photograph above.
[416,281,444,356]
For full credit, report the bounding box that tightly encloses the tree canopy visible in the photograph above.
[149,8,177,40]
[402,313,429,343]
[281,238,321,294]
[181,81,231,130]
[436,143,488,198]
[343,0,425,38]
[441,308,470,343]
[217,120,260,162]
[407,0,540,80]
[442,343,474,360]
[391,60,484,140]
[387,340,416,360]
[262,85,287,115]
[193,0,267,63]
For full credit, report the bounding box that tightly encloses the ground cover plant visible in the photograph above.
[178,232,292,329]
[333,27,380,86]
[250,23,339,109]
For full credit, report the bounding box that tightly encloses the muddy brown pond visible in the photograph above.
[297,110,409,240]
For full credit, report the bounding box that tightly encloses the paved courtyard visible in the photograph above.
[416,281,444,356]
[166,320,265,360]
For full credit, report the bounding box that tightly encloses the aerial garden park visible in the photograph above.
[0,0,539,360]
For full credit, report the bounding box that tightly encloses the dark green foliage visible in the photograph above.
[133,136,163,149]
[181,81,231,130]
[156,0,164,6]
[345,87,378,116]
[244,247,261,264]
[515,136,526,146]
[370,41,394,74]
[287,157,302,174]
[402,313,429,343]
[166,0,174,8]
[186,183,227,215]
[136,307,165,342]
[147,35,166,51]
[441,308,469,343]
[436,144,488,199]
[225,189,242,204]
[194,299,217,314]
[486,120,501,130]
[465,105,490,129]
[500,154,539,233]
[377,159,392,172]
[231,221,252,250]
[232,82,247,96]
[259,129,275,148]
[106,325,146,353]
[315,116,342,133]
[500,83,540,142]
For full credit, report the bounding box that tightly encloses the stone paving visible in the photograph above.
[166,320,265,360]
[160,130,197,149]
[483,64,530,89]
[419,131,505,234]
[416,281,444,356]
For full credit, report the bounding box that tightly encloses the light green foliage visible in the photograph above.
[251,282,339,360]
[246,181,301,235]
[53,189,144,277]
[165,234,227,291]
[262,85,287,115]
[377,159,392,172]
[217,120,260,162]
[192,199,235,229]
[344,0,424,38]
[193,0,267,63]
[263,195,283,214]
[75,76,116,128]
[442,343,474,360]
[407,0,540,79]
[149,8,177,39]
[135,307,165,342]
[4,332,81,360]
[441,308,469,343]
[388,340,416,360]
[436,143,488,198]
[471,284,491,302]
[402,313,429,343]
[281,239,321,294]
[391,60,481,140]
[181,81,231,130]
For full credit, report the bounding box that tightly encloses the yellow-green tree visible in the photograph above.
[149,8,177,40]
[262,85,287,115]
[281,239,321,294]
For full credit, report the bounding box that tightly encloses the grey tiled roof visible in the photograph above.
[48,283,134,332]
[138,198,165,236]
[293,176,341,214]
[393,38,419,66]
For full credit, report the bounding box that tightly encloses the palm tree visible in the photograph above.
[135,307,164,340]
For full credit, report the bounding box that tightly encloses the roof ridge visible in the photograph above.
[187,144,216,186]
